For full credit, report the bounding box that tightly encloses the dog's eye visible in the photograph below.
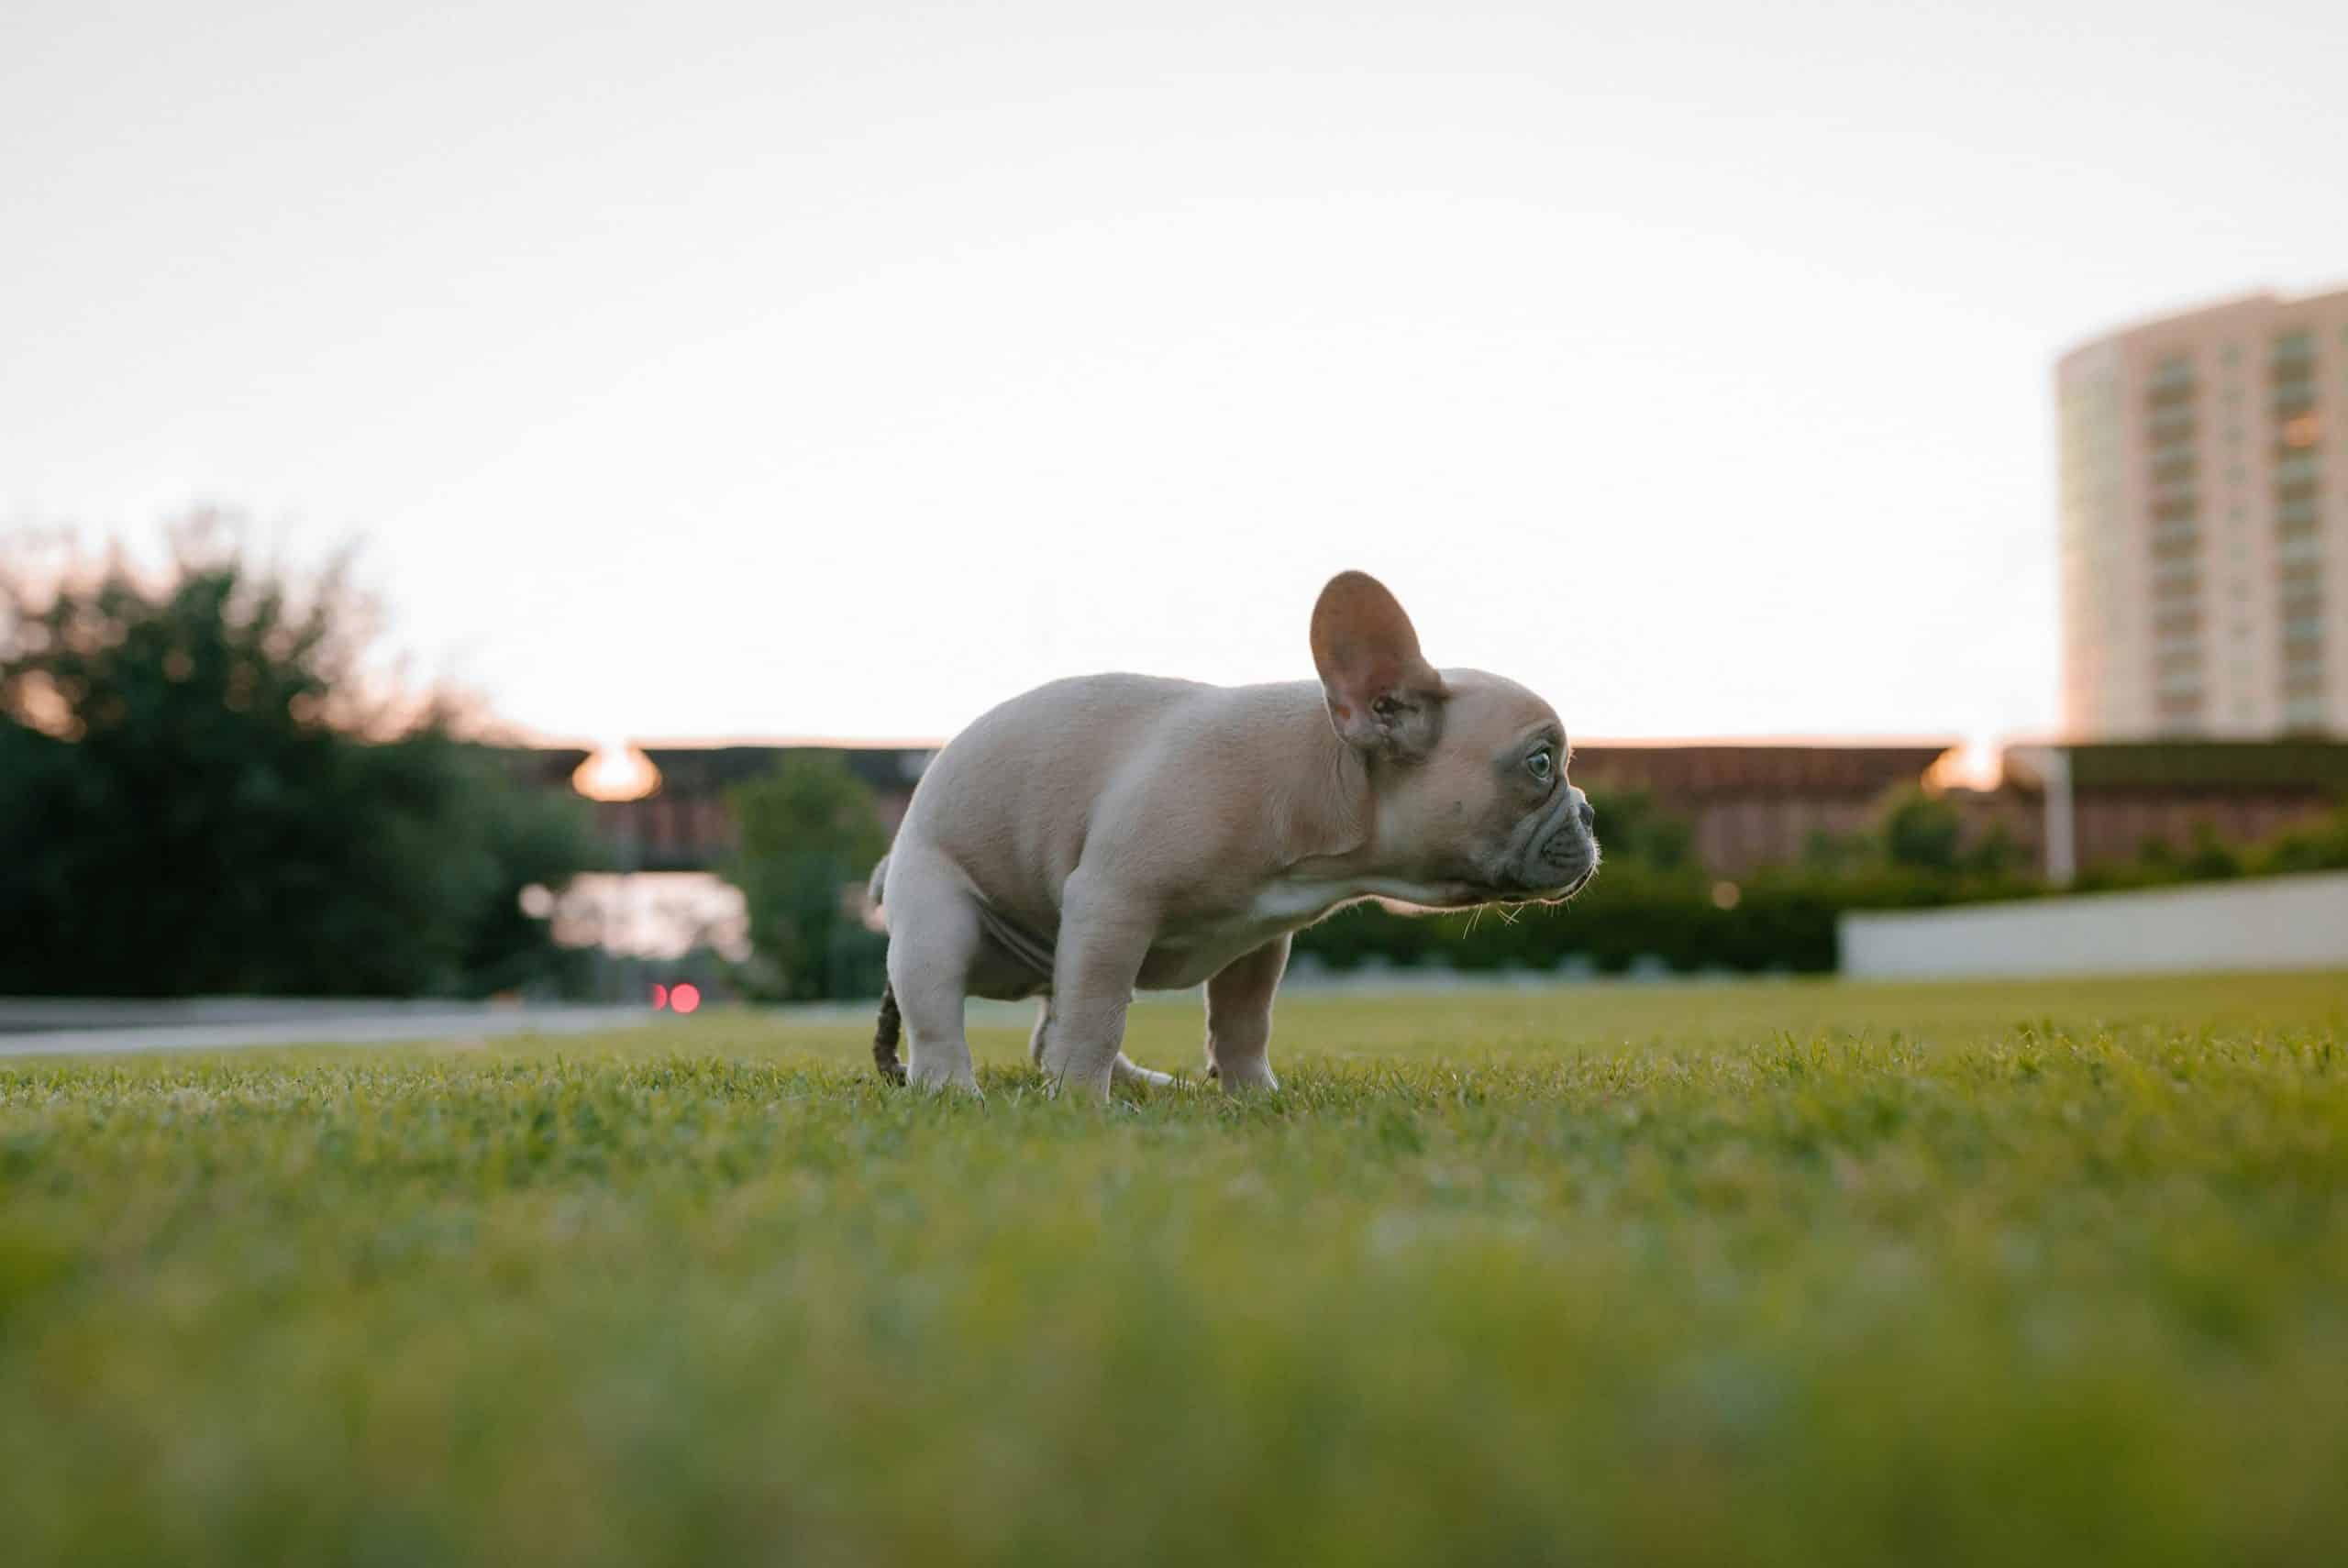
[1526,748,1554,783]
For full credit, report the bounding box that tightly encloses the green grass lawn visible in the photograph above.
[6,973,2347,1566]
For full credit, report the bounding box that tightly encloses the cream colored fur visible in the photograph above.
[875,571,1599,1101]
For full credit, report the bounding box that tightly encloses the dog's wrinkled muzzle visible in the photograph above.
[1528,789,1600,898]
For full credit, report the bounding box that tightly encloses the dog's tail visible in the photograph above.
[867,856,906,1084]
[873,983,905,1084]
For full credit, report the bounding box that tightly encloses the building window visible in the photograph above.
[2156,654,2204,683]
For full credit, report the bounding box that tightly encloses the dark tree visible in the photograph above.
[0,525,602,997]
[1877,787,1964,874]
[725,754,890,1000]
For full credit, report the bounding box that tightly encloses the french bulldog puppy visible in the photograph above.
[869,570,1599,1100]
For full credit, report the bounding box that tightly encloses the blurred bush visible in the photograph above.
[1290,861,2047,977]
[2247,802,2348,874]
[725,753,890,1001]
[0,524,604,998]
[1290,785,2346,977]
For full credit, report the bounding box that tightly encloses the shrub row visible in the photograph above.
[1290,867,2045,977]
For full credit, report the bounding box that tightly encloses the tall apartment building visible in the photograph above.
[2057,287,2348,737]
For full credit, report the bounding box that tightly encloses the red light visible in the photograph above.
[650,983,669,1010]
[670,982,702,1016]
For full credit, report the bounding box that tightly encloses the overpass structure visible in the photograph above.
[522,739,1957,878]
[515,745,935,873]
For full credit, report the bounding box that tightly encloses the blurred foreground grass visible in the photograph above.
[5,973,2347,1565]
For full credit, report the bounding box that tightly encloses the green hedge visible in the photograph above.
[1289,799,2348,979]
[1290,866,2046,977]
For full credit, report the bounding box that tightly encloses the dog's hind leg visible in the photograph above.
[1028,995,1052,1069]
[880,845,984,1097]
[1113,1051,1177,1091]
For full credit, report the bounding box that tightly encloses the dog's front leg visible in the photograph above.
[1041,871,1155,1105]
[1205,934,1290,1093]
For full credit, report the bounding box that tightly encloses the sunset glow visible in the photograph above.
[572,743,661,803]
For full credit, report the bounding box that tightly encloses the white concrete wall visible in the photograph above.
[1841,871,2348,979]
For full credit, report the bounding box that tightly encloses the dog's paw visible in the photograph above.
[1214,1060,1280,1095]
[906,1065,984,1099]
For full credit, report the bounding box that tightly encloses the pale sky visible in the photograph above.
[6,0,2344,755]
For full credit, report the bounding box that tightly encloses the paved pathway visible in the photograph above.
[0,1007,653,1059]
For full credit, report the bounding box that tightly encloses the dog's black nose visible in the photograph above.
[1576,791,1596,834]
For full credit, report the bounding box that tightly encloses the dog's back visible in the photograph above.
[892,673,1207,914]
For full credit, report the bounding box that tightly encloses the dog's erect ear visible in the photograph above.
[1310,570,1446,760]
